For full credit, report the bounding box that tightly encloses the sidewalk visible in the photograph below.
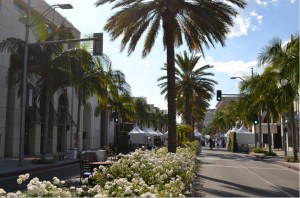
[0,156,79,178]
[249,149,299,172]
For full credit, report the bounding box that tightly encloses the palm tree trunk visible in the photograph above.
[266,104,272,153]
[75,92,81,149]
[42,90,50,161]
[163,12,176,153]
[259,107,263,148]
[290,103,298,160]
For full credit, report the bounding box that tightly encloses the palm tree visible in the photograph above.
[258,35,299,160]
[94,56,134,151]
[134,97,151,127]
[68,50,106,149]
[0,25,84,160]
[159,51,217,128]
[95,0,246,153]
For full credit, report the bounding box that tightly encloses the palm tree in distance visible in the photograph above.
[96,0,247,153]
[158,51,217,136]
[134,97,151,128]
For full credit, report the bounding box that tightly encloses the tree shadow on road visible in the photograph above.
[200,174,298,197]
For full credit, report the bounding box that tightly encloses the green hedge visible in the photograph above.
[229,132,237,152]
[252,147,277,156]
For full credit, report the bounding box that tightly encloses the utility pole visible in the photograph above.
[252,68,257,148]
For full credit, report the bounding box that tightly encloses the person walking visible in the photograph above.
[209,138,213,150]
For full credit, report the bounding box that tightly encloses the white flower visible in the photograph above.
[82,178,89,184]
[24,173,30,180]
[0,188,6,196]
[53,177,60,185]
[125,187,132,195]
[17,178,22,184]
[94,193,107,197]
[6,192,18,198]
[15,191,23,197]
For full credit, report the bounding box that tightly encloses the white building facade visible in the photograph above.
[0,0,115,157]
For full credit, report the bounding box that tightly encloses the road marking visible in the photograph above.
[202,164,285,170]
[238,162,295,197]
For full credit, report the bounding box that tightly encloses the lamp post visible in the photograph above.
[19,1,73,167]
[230,73,258,148]
[230,76,246,82]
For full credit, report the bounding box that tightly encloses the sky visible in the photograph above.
[43,0,299,111]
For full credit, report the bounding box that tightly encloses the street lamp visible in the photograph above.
[230,74,259,147]
[19,0,73,167]
[230,77,246,82]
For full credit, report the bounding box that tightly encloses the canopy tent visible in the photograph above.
[236,125,250,133]
[149,128,160,136]
[156,130,163,136]
[194,130,202,137]
[128,126,147,144]
[143,128,155,137]
[235,125,255,147]
[163,131,168,138]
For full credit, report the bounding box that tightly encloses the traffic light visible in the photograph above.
[93,33,103,56]
[253,115,259,125]
[216,90,222,101]
[113,112,118,123]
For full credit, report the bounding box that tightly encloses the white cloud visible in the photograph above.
[250,10,263,25]
[252,25,258,31]
[228,15,251,38]
[256,0,268,7]
[250,10,258,17]
[196,56,258,77]
[256,15,263,24]
[289,0,296,4]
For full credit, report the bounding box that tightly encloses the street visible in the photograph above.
[0,163,80,192]
[198,147,299,197]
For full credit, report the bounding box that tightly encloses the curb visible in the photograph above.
[248,152,299,172]
[0,160,79,178]
[272,160,300,172]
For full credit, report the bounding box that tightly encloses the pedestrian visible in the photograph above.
[217,138,219,149]
[209,138,213,150]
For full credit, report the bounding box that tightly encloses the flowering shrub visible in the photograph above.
[0,143,197,197]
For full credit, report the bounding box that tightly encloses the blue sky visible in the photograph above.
[44,0,299,110]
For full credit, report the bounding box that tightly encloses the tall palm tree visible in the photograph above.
[95,0,246,153]
[68,50,106,149]
[258,35,299,160]
[0,25,83,160]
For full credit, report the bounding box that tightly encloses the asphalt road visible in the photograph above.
[198,148,299,197]
[0,163,80,192]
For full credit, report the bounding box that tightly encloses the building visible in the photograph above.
[203,109,215,128]
[214,94,297,150]
[0,0,115,157]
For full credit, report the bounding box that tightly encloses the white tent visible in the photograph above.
[163,131,168,138]
[143,128,155,137]
[155,130,163,136]
[235,125,255,148]
[236,125,250,133]
[194,130,202,137]
[149,128,159,136]
[128,126,147,144]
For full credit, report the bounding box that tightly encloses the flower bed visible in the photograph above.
[0,143,197,197]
